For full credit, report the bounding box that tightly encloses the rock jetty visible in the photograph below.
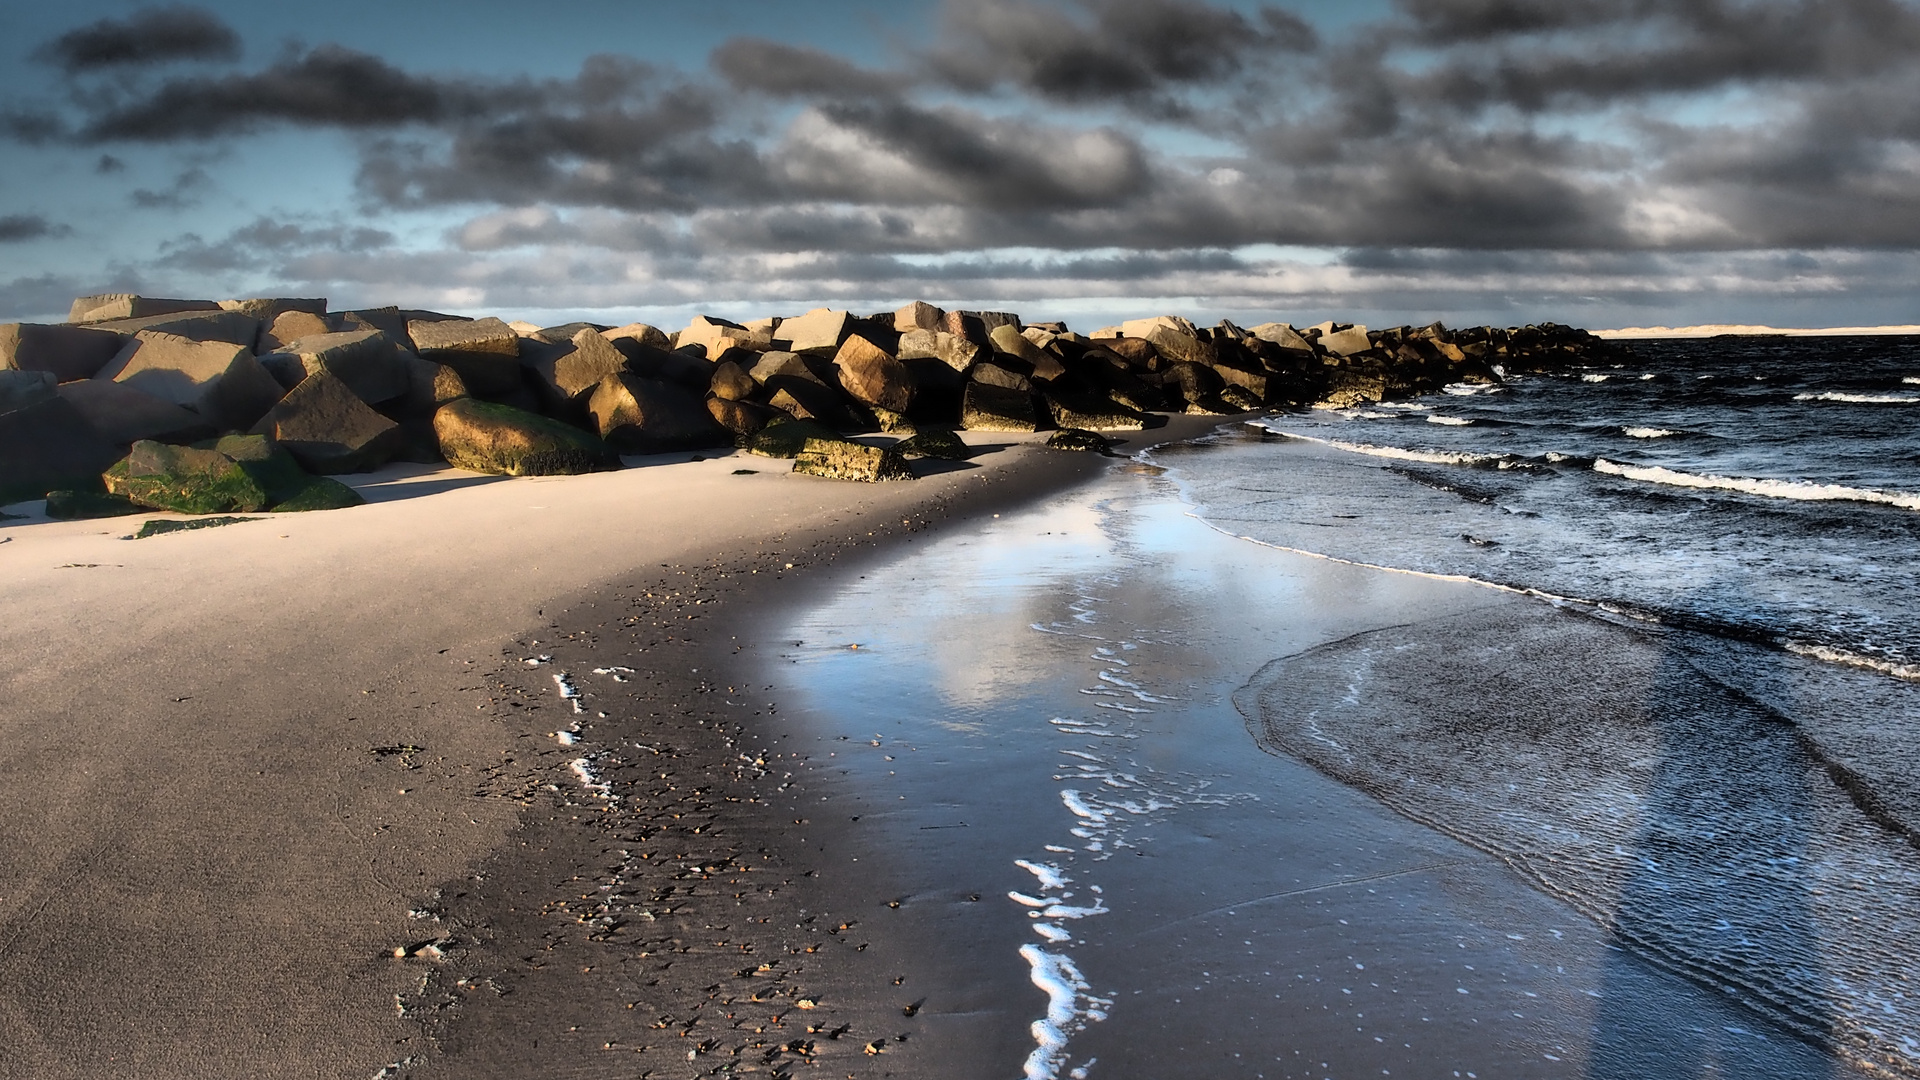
[0,293,1627,514]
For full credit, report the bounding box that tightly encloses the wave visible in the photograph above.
[1623,427,1678,439]
[1783,641,1920,682]
[1442,383,1503,396]
[1793,392,1920,404]
[1581,373,1612,383]
[1259,429,1522,468]
[1906,376,1920,385]
[1425,415,1474,426]
[1592,458,1920,511]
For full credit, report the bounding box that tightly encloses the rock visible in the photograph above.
[1317,323,1374,357]
[95,331,284,430]
[1320,368,1388,407]
[525,328,633,411]
[894,426,971,460]
[1045,390,1148,430]
[1100,337,1161,371]
[707,395,776,438]
[406,357,469,416]
[604,322,673,353]
[1217,384,1263,412]
[776,308,852,354]
[104,440,270,514]
[678,315,762,357]
[754,353,849,425]
[530,321,607,344]
[834,335,914,413]
[57,378,216,445]
[407,317,521,395]
[587,373,732,453]
[433,398,617,476]
[257,309,332,353]
[0,323,125,382]
[792,438,914,482]
[896,328,983,372]
[961,381,1038,432]
[894,301,946,332]
[1250,322,1315,352]
[1047,428,1112,453]
[0,370,56,413]
[745,417,841,458]
[1211,356,1269,400]
[86,310,262,348]
[1138,324,1217,367]
[250,370,405,473]
[0,396,122,503]
[1164,360,1226,406]
[266,474,365,511]
[219,297,327,322]
[68,295,218,324]
[970,362,1033,392]
[281,330,412,405]
[618,341,713,391]
[508,320,543,336]
[258,352,309,391]
[988,323,1056,373]
[710,360,758,401]
[331,307,422,341]
[44,490,142,519]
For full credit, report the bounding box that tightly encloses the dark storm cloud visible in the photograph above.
[155,216,396,272]
[710,39,907,98]
[34,6,242,73]
[0,213,73,242]
[926,0,1316,109]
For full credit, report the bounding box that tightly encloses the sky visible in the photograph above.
[1,0,1917,332]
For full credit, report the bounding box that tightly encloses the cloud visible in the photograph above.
[154,216,396,272]
[129,167,214,209]
[710,39,907,98]
[33,5,242,73]
[0,214,72,242]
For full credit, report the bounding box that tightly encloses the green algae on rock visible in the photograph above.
[433,397,618,476]
[792,437,915,482]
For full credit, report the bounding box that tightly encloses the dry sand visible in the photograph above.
[0,426,1217,1080]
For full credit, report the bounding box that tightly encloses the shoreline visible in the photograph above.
[0,416,1223,1080]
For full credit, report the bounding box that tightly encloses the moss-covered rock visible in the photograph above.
[1046,428,1113,454]
[792,438,915,482]
[269,476,364,512]
[433,397,617,476]
[105,441,272,514]
[894,426,972,460]
[44,490,142,519]
[745,417,841,458]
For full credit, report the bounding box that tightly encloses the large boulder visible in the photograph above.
[745,417,840,458]
[988,323,1051,369]
[603,322,673,353]
[405,357,469,417]
[587,373,731,453]
[1164,360,1226,406]
[709,359,758,401]
[897,328,983,373]
[279,330,413,405]
[104,440,269,514]
[433,398,617,476]
[834,335,914,413]
[87,310,262,348]
[792,438,914,482]
[57,379,216,445]
[677,315,763,357]
[0,323,125,382]
[218,297,326,322]
[525,328,633,413]
[257,309,332,354]
[95,331,284,430]
[707,395,776,438]
[1044,391,1148,431]
[894,426,971,460]
[68,295,218,324]
[777,308,852,354]
[1250,322,1315,352]
[894,301,945,332]
[407,317,521,395]
[251,370,405,473]
[0,370,56,413]
[971,361,1033,392]
[1139,324,1217,368]
[1316,323,1374,357]
[0,395,122,503]
[961,381,1038,432]
[1320,368,1388,407]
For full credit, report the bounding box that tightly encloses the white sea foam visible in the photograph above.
[1623,427,1678,439]
[1582,373,1612,383]
[569,757,613,799]
[1783,642,1920,682]
[1269,431,1514,468]
[1793,391,1920,404]
[1020,944,1108,1080]
[1442,383,1504,395]
[1592,459,1920,511]
[552,672,585,713]
[1426,415,1474,426]
[1906,376,1920,384]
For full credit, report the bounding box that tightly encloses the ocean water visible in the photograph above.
[763,336,1920,1078]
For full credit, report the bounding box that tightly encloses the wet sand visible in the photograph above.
[0,425,1207,1080]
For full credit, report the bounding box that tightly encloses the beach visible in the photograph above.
[4,408,1908,1079]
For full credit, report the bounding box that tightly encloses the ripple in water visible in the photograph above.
[1234,603,1920,1075]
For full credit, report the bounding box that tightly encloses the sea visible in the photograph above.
[771,335,1920,1080]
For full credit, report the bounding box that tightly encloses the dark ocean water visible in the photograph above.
[1149,335,1920,1074]
[1210,335,1920,678]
